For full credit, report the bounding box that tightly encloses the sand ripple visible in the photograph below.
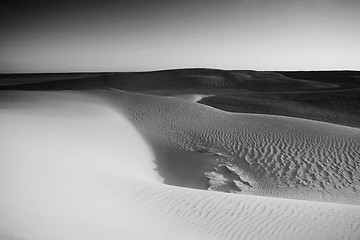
[101,90,360,204]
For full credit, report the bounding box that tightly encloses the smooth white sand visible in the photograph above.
[0,90,359,240]
[0,92,165,239]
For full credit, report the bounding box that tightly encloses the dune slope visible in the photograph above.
[0,90,359,240]
[98,89,360,204]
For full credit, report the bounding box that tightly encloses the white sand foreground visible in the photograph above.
[0,90,359,240]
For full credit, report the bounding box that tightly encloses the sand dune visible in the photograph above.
[98,89,360,204]
[2,69,359,128]
[128,183,360,240]
[0,90,360,239]
[0,69,343,92]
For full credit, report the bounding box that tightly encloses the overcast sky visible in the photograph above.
[1,0,359,72]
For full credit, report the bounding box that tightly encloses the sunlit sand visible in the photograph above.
[0,90,359,240]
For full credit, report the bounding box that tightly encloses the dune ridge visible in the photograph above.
[0,90,359,239]
[97,89,360,204]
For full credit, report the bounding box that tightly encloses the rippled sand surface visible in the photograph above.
[0,90,359,240]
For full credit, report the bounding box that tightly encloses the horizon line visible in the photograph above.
[1,67,359,75]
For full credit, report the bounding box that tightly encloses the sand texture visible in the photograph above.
[98,90,360,204]
[0,89,359,240]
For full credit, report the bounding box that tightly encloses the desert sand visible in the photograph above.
[166,94,212,102]
[0,89,359,240]
[2,70,359,128]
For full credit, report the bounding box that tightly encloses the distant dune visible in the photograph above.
[1,69,359,128]
[0,69,347,91]
[0,70,360,239]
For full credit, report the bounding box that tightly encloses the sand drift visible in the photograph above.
[0,90,359,240]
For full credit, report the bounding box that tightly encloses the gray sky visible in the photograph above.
[1,0,359,72]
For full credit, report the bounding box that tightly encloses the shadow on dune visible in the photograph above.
[148,141,215,190]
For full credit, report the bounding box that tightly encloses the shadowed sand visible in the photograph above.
[0,90,359,240]
[99,89,360,204]
[1,69,360,128]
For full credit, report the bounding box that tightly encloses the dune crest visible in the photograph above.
[99,89,360,204]
[0,90,359,240]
